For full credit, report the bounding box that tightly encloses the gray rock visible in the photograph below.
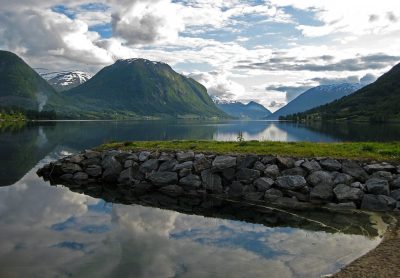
[222,168,236,181]
[85,165,102,177]
[254,177,274,192]
[276,157,295,169]
[281,167,307,177]
[73,172,89,181]
[372,171,393,181]
[361,194,394,211]
[333,173,354,185]
[264,188,284,202]
[342,161,369,182]
[124,160,134,168]
[126,153,139,162]
[333,184,364,202]
[84,150,101,159]
[179,168,192,178]
[366,178,390,195]
[301,160,321,173]
[69,154,85,164]
[193,157,211,172]
[148,172,178,186]
[194,153,205,160]
[295,160,305,167]
[253,161,266,172]
[201,169,223,193]
[264,165,280,179]
[158,153,175,161]
[159,185,184,197]
[350,182,365,190]
[102,156,123,183]
[379,195,396,209]
[212,156,237,170]
[228,181,244,197]
[139,151,151,162]
[365,163,397,173]
[261,156,276,164]
[310,184,334,203]
[60,174,73,181]
[236,168,260,183]
[285,190,309,202]
[393,177,400,189]
[173,161,193,171]
[80,158,101,167]
[276,175,307,190]
[118,168,135,184]
[320,159,342,171]
[179,174,202,189]
[176,151,195,162]
[61,163,82,174]
[159,159,178,172]
[307,171,333,187]
[244,192,264,202]
[139,159,159,173]
[390,189,400,201]
[238,155,258,169]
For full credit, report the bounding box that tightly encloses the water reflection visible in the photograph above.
[0,153,384,278]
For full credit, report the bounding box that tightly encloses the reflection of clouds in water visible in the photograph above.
[214,123,289,141]
[0,154,380,278]
[35,127,48,148]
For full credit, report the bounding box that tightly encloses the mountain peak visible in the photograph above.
[115,58,167,67]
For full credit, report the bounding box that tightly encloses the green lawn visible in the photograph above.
[100,140,400,162]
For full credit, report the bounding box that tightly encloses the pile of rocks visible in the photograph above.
[37,149,400,212]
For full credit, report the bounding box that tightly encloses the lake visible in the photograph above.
[0,120,397,277]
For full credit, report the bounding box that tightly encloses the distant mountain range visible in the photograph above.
[39,70,92,92]
[212,97,271,119]
[266,83,363,120]
[282,62,400,122]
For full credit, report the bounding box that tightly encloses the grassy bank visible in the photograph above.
[0,111,26,122]
[100,140,400,162]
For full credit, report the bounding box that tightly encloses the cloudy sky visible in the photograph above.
[1,0,400,110]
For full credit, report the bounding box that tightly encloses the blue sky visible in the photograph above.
[1,0,400,110]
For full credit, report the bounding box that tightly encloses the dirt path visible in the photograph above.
[334,215,400,278]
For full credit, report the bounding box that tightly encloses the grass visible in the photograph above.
[99,140,400,162]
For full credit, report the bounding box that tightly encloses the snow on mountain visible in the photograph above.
[36,69,92,92]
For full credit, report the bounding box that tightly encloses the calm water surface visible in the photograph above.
[0,120,396,277]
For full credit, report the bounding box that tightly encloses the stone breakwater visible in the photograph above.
[37,149,400,212]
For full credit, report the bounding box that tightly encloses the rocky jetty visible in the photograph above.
[37,149,400,212]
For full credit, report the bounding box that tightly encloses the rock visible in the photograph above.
[379,195,396,209]
[222,168,236,181]
[244,192,264,201]
[295,160,305,167]
[361,194,395,211]
[372,171,393,181]
[201,169,223,193]
[254,177,274,192]
[253,161,266,172]
[264,188,283,202]
[390,189,400,201]
[276,157,295,169]
[159,185,184,197]
[85,165,102,177]
[173,161,193,171]
[179,168,192,178]
[276,175,307,190]
[307,171,333,187]
[176,151,195,162]
[179,174,202,189]
[73,172,88,181]
[139,159,159,173]
[102,156,123,183]
[238,155,258,169]
[228,181,244,197]
[81,158,101,167]
[126,153,139,162]
[61,163,82,174]
[159,160,178,172]
[301,160,321,173]
[285,190,309,202]
[310,184,334,203]
[261,156,276,164]
[364,163,397,173]
[194,153,205,160]
[212,156,236,171]
[60,174,73,181]
[193,158,211,173]
[118,168,134,184]
[264,165,280,179]
[350,182,366,191]
[333,184,364,203]
[281,167,307,177]
[393,177,400,189]
[333,173,354,185]
[124,160,134,168]
[158,153,175,161]
[84,150,101,159]
[326,202,357,210]
[69,154,85,164]
[342,161,369,182]
[236,168,260,183]
[320,159,342,171]
[366,178,390,195]
[139,151,151,162]
[148,172,178,186]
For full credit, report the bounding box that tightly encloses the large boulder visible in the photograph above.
[179,174,202,189]
[253,161,266,172]
[366,178,390,195]
[212,156,237,171]
[371,171,393,181]
[393,177,400,189]
[301,160,321,173]
[310,184,334,203]
[61,163,82,174]
[320,159,342,171]
[176,151,195,162]
[159,159,178,172]
[254,177,274,192]
[148,172,178,186]
[390,189,400,201]
[307,171,333,187]
[194,157,211,173]
[264,188,283,202]
[261,156,276,164]
[102,156,123,183]
[228,181,244,197]
[364,163,397,174]
[236,168,260,183]
[276,157,295,169]
[201,169,223,193]
[173,161,193,171]
[139,151,151,162]
[85,165,102,177]
[118,168,135,185]
[333,173,354,185]
[139,159,159,173]
[276,175,307,190]
[361,194,395,211]
[264,165,280,179]
[237,155,259,169]
[73,172,89,181]
[281,167,307,177]
[342,161,369,182]
[333,184,364,203]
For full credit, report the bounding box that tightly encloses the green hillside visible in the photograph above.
[282,62,400,122]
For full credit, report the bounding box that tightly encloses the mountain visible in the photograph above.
[282,63,400,122]
[213,97,271,119]
[0,50,64,116]
[66,58,228,119]
[267,83,363,120]
[40,70,92,92]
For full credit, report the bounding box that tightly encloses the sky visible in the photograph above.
[1,0,400,111]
